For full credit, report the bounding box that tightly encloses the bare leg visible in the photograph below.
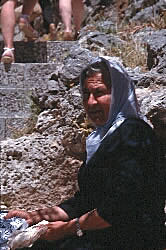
[1,0,17,49]
[59,0,72,33]
[19,0,38,39]
[22,0,37,15]
[72,0,84,33]
[49,23,56,40]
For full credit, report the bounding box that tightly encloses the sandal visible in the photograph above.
[18,14,37,39]
[1,47,15,64]
[63,32,73,41]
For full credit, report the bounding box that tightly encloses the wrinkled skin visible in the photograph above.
[82,73,111,127]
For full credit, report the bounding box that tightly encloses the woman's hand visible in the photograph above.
[40,221,72,241]
[4,210,33,225]
[4,206,69,226]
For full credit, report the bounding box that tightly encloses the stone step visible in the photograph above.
[0,40,78,140]
[0,41,77,63]
[0,62,56,140]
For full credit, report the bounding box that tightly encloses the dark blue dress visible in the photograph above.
[59,118,165,249]
[20,118,166,249]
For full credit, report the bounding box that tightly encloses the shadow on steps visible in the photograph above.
[0,41,47,63]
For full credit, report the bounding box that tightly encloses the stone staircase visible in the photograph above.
[0,40,76,140]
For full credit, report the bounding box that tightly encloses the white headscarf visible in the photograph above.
[80,57,141,164]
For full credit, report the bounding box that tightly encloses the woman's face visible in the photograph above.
[82,72,111,126]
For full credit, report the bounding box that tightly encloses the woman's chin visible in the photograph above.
[91,118,106,127]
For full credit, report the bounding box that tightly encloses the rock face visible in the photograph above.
[0,1,166,211]
[0,67,87,209]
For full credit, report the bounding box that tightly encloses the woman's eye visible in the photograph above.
[94,90,104,97]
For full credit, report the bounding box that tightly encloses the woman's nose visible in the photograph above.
[88,93,97,105]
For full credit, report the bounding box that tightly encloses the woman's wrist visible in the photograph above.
[65,218,79,236]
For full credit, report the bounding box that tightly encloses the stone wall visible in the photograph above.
[0,41,76,141]
[0,41,87,209]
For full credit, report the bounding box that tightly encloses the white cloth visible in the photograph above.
[7,220,49,250]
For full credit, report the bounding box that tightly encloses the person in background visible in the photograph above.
[0,0,38,64]
[39,0,56,41]
[59,0,84,41]
[5,57,165,249]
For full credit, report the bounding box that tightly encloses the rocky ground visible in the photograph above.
[0,0,165,219]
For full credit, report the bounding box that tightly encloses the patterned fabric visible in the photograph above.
[0,211,28,250]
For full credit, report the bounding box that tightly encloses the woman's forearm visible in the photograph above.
[39,209,111,241]
[79,209,111,230]
[64,209,111,236]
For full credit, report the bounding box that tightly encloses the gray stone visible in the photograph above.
[0,88,32,118]
[0,63,25,88]
[0,118,5,140]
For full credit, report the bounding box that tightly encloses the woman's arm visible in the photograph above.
[5,206,69,226]
[75,208,111,231]
[5,205,110,241]
[40,209,111,241]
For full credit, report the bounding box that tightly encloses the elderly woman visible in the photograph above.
[5,57,165,249]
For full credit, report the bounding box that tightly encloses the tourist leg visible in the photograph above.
[39,0,54,32]
[72,0,84,38]
[39,0,56,40]
[1,0,17,49]
[22,0,38,16]
[59,0,73,40]
[18,0,38,39]
[0,0,17,63]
